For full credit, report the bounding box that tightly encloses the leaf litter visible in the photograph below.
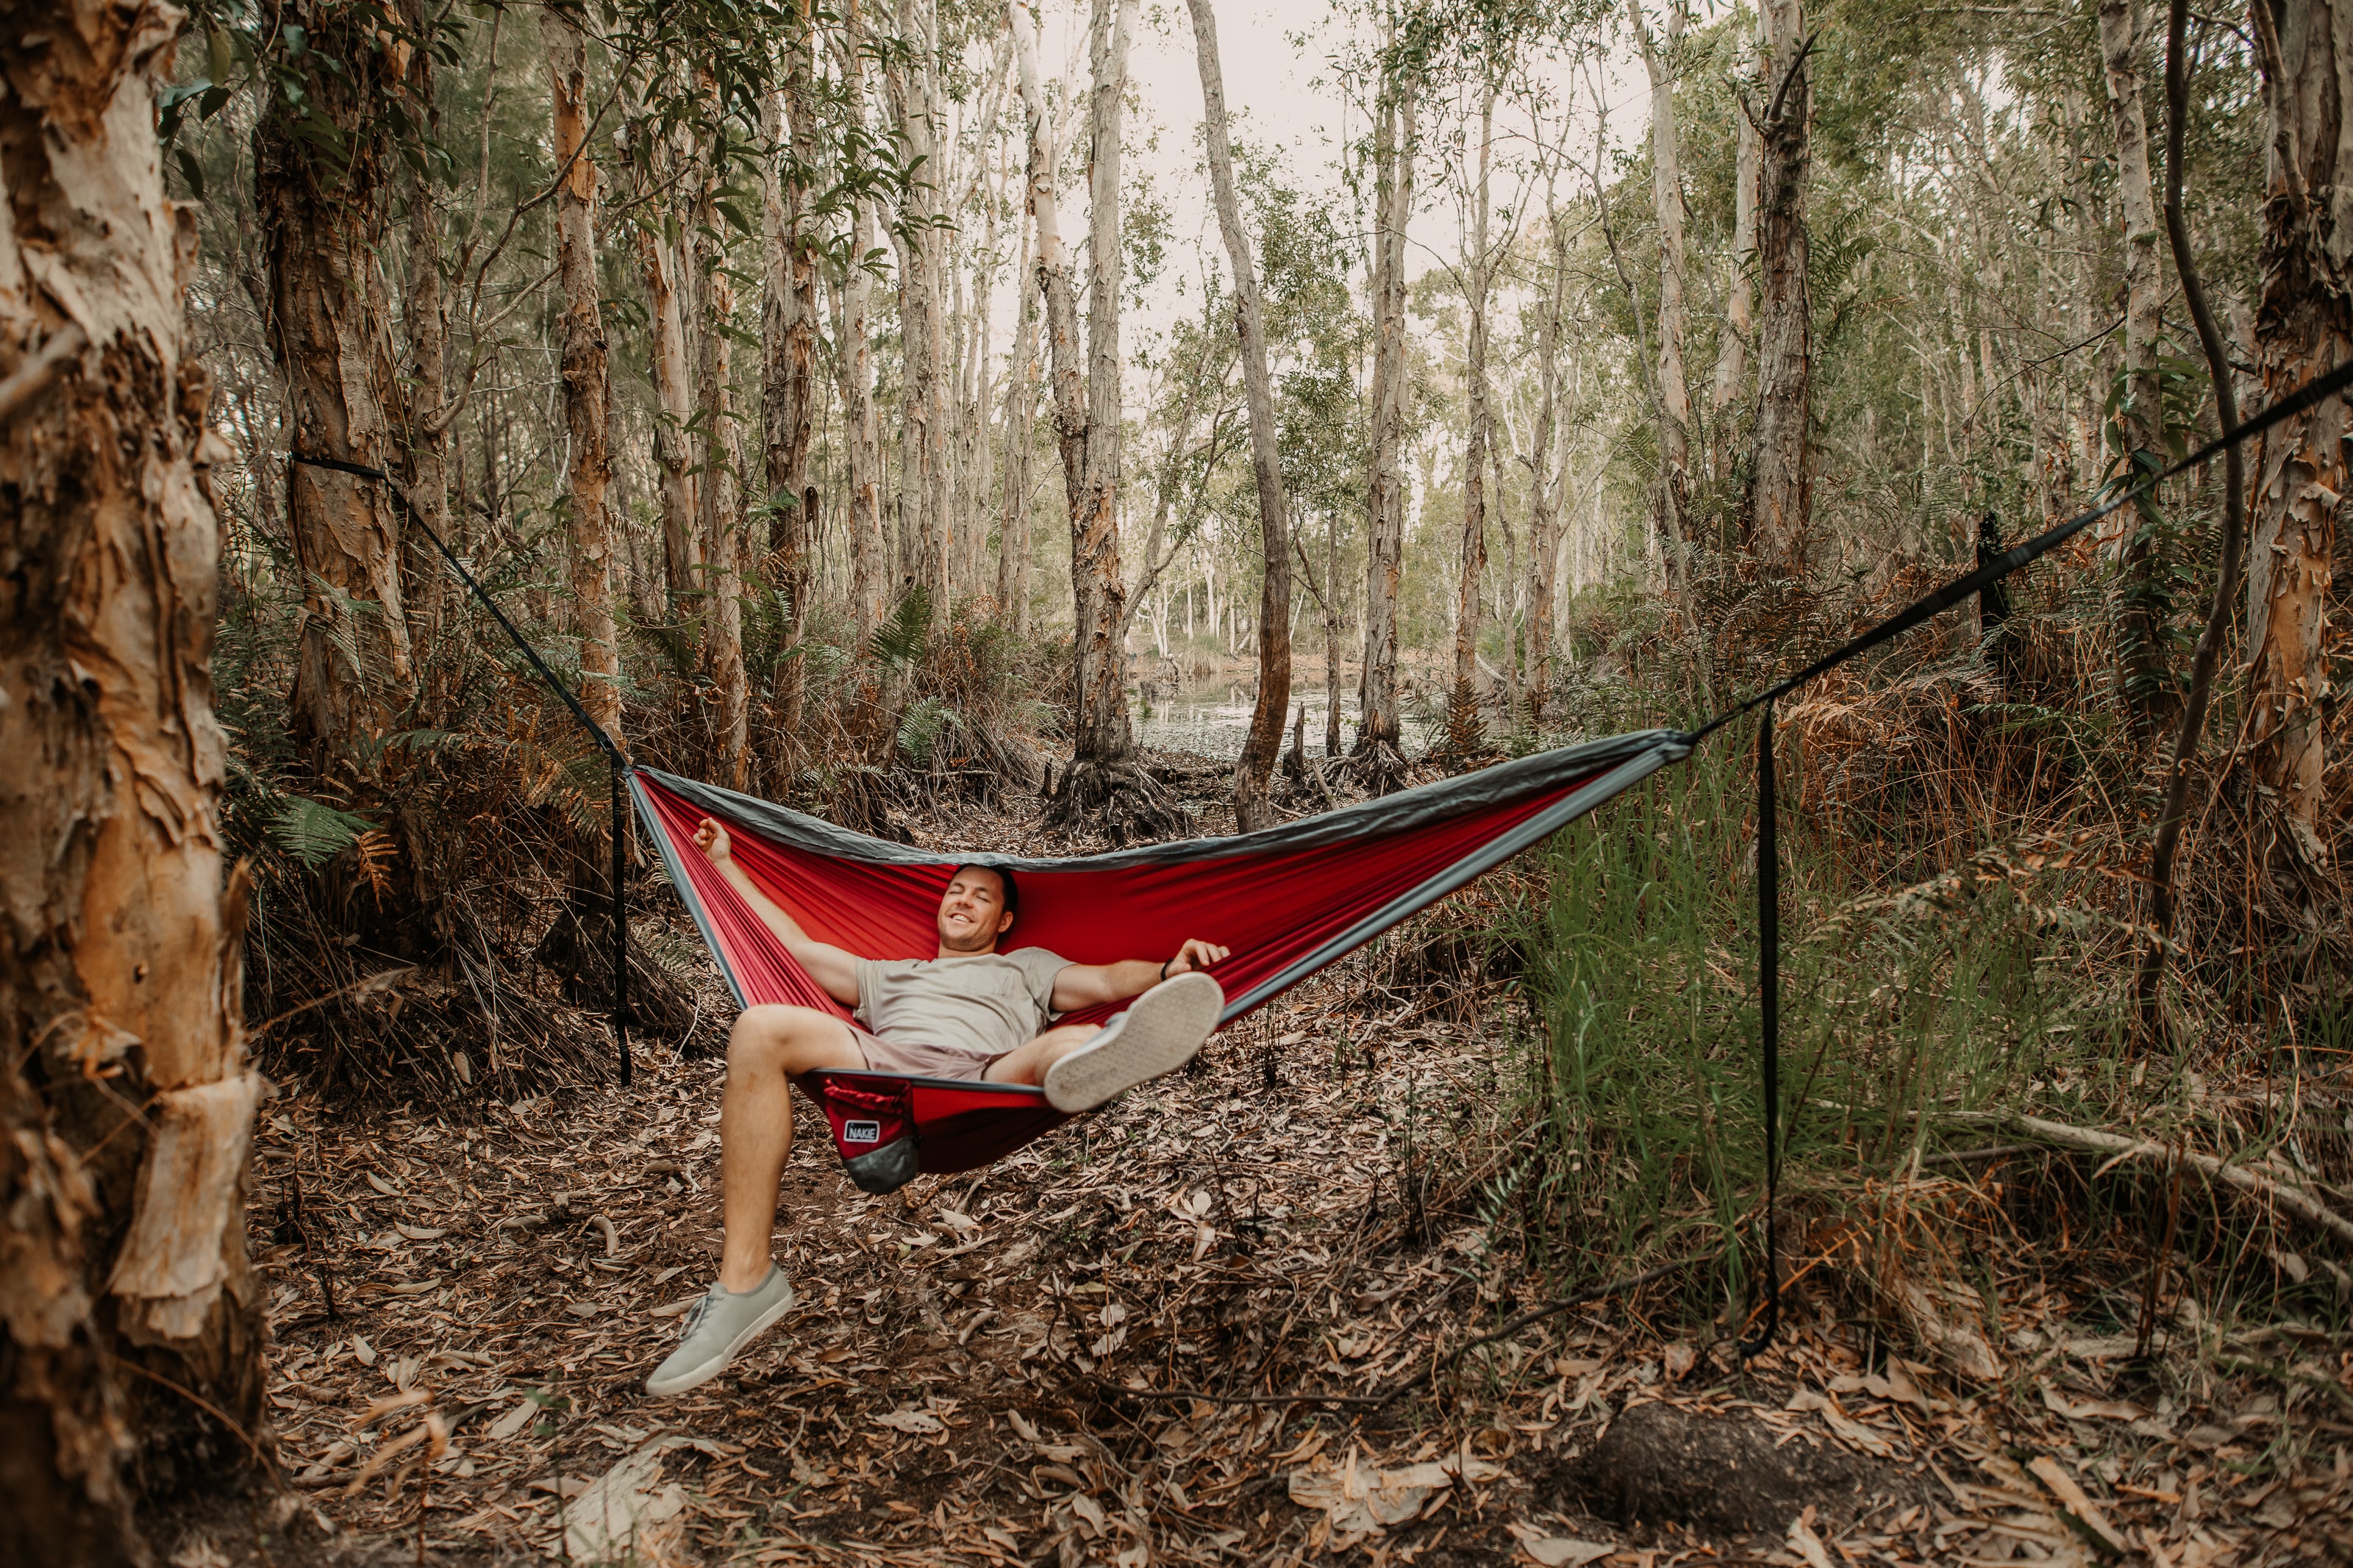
[225,777,2347,1567]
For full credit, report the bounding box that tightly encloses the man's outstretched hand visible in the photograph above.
[1163,939,1229,978]
[693,817,733,864]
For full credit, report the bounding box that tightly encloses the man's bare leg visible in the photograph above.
[982,1023,1101,1087]
[716,1004,862,1292]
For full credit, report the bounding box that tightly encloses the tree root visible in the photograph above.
[1046,756,1189,846]
[1346,738,1410,798]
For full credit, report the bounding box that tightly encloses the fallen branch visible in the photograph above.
[1954,1111,2353,1249]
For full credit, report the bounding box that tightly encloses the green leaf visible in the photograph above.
[177,148,206,201]
[267,796,375,870]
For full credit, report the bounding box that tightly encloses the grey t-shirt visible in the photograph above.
[853,947,1071,1059]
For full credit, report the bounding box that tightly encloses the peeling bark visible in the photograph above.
[544,5,621,744]
[1747,0,1812,578]
[1357,71,1415,770]
[1632,0,1693,581]
[2101,0,2174,738]
[256,1,416,782]
[1190,0,1291,831]
[1450,82,1496,752]
[1,3,262,1556]
[2244,0,2346,868]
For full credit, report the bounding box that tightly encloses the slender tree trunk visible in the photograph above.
[1527,196,1570,721]
[999,177,1040,633]
[694,143,750,786]
[629,95,701,615]
[888,0,951,614]
[1190,0,1292,831]
[1,5,263,1556]
[763,50,818,759]
[1068,0,1141,776]
[838,201,888,650]
[397,4,451,673]
[1633,0,1693,582]
[2243,0,2346,869]
[544,6,621,743]
[1748,0,1813,577]
[1449,82,1496,753]
[1356,72,1415,771]
[1709,12,1760,475]
[2101,0,2174,737]
[257,1,415,784]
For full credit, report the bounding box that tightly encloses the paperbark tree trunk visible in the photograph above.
[1747,0,1813,578]
[701,273,749,787]
[1190,0,1292,831]
[835,29,888,648]
[888,0,951,615]
[1,5,264,1558]
[1632,0,1693,583]
[1063,0,1147,811]
[2243,0,2346,870]
[1019,0,1161,832]
[763,49,818,753]
[2101,0,2174,738]
[544,6,621,743]
[998,182,1040,634]
[257,1,415,784]
[629,94,701,617]
[396,0,451,670]
[1708,11,1760,474]
[1526,194,1571,723]
[1449,82,1496,754]
[1356,71,1415,776]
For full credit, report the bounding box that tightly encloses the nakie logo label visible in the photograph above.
[843,1120,882,1145]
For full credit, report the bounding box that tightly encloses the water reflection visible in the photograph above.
[1129,681,1432,760]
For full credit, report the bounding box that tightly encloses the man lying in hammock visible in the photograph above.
[648,816,1228,1397]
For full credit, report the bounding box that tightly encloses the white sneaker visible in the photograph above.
[1043,971,1224,1112]
[645,1267,796,1397]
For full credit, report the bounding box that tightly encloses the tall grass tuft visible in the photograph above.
[1508,731,2127,1336]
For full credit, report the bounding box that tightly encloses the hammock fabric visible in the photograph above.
[632,730,1688,1190]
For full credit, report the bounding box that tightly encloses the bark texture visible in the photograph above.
[544,6,621,743]
[1189,0,1292,831]
[1708,14,1760,465]
[256,1,415,781]
[2100,0,2174,737]
[1748,0,1812,577]
[629,94,701,616]
[1357,74,1415,773]
[762,57,818,754]
[1632,0,1693,579]
[1,4,263,1558]
[2244,0,2346,867]
[1449,84,1496,752]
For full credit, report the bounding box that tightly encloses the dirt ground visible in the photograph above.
[160,773,2345,1567]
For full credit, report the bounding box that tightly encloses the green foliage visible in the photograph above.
[266,795,379,870]
[1510,740,2105,1289]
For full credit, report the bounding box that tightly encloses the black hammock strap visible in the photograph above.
[286,451,633,1088]
[1699,354,2353,1356]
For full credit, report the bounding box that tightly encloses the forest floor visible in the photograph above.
[169,753,2343,1567]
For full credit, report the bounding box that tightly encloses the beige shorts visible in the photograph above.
[842,1021,1003,1083]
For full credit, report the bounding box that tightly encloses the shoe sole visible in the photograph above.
[1044,972,1224,1113]
[643,1284,796,1397]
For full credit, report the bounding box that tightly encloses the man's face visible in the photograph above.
[936,867,1014,953]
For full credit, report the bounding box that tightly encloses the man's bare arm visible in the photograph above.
[694,817,862,1006]
[1049,938,1229,1013]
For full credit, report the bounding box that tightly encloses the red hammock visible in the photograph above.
[632,731,1685,1190]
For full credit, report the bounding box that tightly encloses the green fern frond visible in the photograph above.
[868,587,932,671]
[268,797,376,870]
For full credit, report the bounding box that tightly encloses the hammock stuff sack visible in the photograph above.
[632,729,1688,1193]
